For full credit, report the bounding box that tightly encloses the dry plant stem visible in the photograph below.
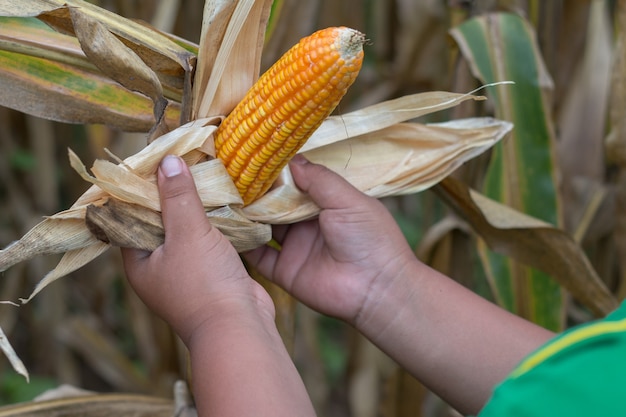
[0,394,174,416]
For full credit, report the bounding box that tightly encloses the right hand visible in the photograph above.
[244,156,416,326]
[247,157,556,416]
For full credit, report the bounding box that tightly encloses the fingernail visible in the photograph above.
[290,154,309,165]
[161,155,183,178]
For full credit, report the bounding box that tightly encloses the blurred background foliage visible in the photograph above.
[0,0,624,416]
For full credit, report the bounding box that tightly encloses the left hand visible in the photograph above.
[121,155,274,344]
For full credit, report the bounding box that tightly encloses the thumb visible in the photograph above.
[289,155,368,210]
[157,155,211,244]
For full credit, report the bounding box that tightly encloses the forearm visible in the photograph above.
[186,302,316,417]
[355,259,554,415]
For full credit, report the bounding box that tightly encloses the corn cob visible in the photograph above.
[214,26,365,205]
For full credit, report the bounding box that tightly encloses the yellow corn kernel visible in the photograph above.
[214,26,365,205]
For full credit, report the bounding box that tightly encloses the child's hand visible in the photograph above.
[121,155,273,344]
[247,157,555,415]
[123,156,316,416]
[245,156,416,327]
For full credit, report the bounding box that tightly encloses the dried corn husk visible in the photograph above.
[1,95,511,304]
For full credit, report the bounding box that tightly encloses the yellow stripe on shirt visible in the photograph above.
[509,317,626,379]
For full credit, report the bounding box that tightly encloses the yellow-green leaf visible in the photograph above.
[0,0,197,105]
[0,48,180,131]
[0,0,195,73]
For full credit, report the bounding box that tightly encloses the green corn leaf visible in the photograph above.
[451,13,564,331]
[264,0,285,42]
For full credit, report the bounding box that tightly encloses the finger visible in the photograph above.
[157,155,212,244]
[243,224,288,278]
[243,244,280,279]
[289,155,368,210]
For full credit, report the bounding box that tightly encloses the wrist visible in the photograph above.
[179,280,276,346]
[183,282,316,417]
[352,254,423,338]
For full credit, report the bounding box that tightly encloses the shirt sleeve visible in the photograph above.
[478,302,626,417]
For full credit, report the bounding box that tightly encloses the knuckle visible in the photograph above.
[161,177,194,201]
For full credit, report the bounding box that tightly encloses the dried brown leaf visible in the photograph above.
[434,176,618,316]
[84,199,271,254]
[85,199,164,251]
[19,243,110,304]
[69,7,167,121]
[0,218,99,273]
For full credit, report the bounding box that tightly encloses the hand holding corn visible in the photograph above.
[122,155,316,416]
[123,153,553,417]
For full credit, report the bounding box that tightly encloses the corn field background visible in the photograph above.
[0,0,624,416]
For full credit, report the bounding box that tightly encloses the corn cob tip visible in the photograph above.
[335,27,367,57]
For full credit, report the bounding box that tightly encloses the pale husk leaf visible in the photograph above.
[69,117,220,211]
[0,325,29,382]
[193,0,272,118]
[0,91,509,301]
[19,243,110,304]
[301,89,489,152]
[244,117,512,224]
[206,206,272,252]
[70,151,243,212]
[0,218,98,272]
[191,0,238,116]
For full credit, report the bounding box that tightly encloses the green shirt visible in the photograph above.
[478,302,626,416]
